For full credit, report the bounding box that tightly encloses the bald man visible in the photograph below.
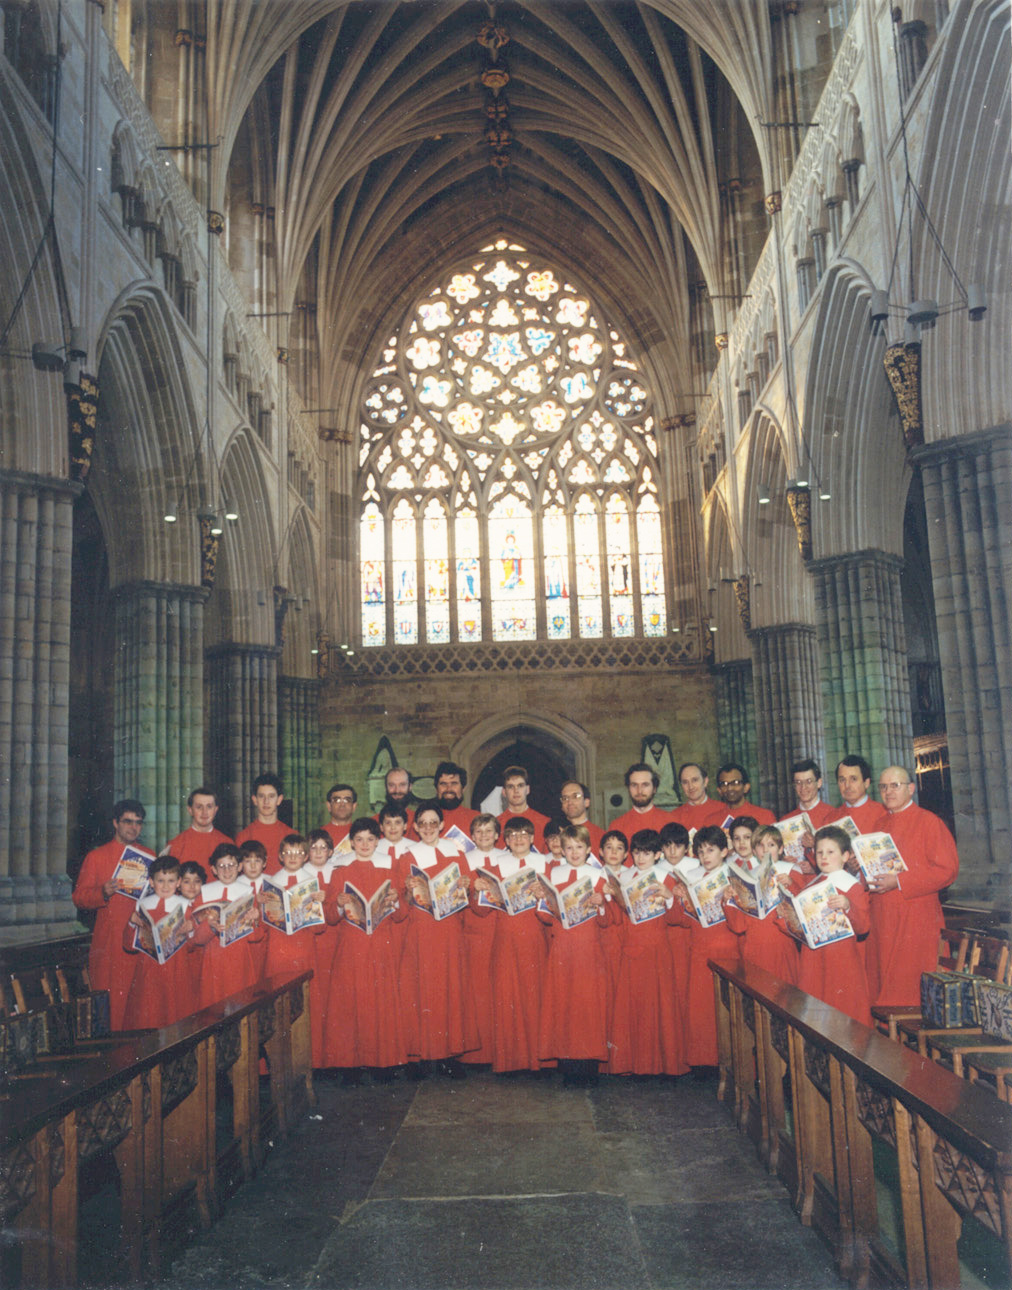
[865,766,959,1008]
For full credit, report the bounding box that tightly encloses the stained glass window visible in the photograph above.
[358,241,667,644]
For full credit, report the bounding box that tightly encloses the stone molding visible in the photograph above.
[909,422,1011,467]
[0,469,84,500]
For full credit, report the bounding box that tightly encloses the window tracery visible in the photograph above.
[358,241,667,645]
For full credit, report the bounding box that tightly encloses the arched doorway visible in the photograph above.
[472,738,574,821]
[455,712,592,818]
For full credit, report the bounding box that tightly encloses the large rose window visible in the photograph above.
[359,241,666,646]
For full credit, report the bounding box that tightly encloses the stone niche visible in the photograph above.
[316,662,719,828]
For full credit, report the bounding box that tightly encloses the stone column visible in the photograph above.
[206,643,280,835]
[810,549,912,787]
[911,425,1012,900]
[0,470,81,943]
[713,659,757,787]
[279,675,322,834]
[112,582,208,847]
[748,624,824,816]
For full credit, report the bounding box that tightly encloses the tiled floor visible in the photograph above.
[154,1071,845,1290]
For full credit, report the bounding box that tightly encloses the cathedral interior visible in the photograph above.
[0,0,1009,945]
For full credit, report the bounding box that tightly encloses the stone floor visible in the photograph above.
[141,1069,844,1290]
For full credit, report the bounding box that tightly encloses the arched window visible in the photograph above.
[358,241,667,645]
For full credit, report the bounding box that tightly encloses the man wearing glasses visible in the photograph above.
[714,763,776,825]
[559,780,605,853]
[72,799,154,1030]
[323,783,358,847]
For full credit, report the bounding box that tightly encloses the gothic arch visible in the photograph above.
[280,506,321,677]
[702,492,748,661]
[800,262,910,558]
[91,286,202,586]
[452,709,596,801]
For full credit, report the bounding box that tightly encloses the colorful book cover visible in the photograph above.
[110,845,155,899]
[851,832,907,882]
[343,878,394,935]
[442,824,477,853]
[409,863,469,920]
[785,872,857,949]
[620,867,672,924]
[134,899,189,964]
[476,866,543,915]
[218,888,258,947]
[726,857,790,919]
[777,813,813,864]
[832,815,861,840]
[686,864,730,927]
[538,873,599,930]
[260,874,324,933]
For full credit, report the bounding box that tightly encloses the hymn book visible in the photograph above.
[474,866,544,915]
[726,857,792,919]
[342,878,395,935]
[850,832,908,882]
[779,871,859,949]
[684,864,730,927]
[537,873,599,930]
[192,888,258,947]
[110,845,156,899]
[618,867,672,924]
[133,899,190,964]
[408,863,469,920]
[260,874,325,934]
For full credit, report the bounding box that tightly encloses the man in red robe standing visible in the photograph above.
[433,761,480,838]
[559,780,604,852]
[830,755,881,831]
[714,763,777,826]
[497,765,551,850]
[780,759,837,830]
[865,766,959,1007]
[322,782,357,847]
[72,799,154,1030]
[163,787,233,867]
[236,773,291,873]
[608,763,673,837]
[670,763,727,832]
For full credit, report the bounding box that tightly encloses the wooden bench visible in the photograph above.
[711,959,1012,1290]
[1,971,312,1289]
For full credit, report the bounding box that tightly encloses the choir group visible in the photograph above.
[71,753,959,1086]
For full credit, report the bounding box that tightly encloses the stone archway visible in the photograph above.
[453,711,594,819]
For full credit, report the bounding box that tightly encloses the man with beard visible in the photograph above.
[433,761,480,839]
[608,763,674,836]
[558,780,604,853]
[383,766,416,831]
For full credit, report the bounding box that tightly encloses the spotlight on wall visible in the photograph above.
[31,342,67,372]
[819,481,831,500]
[757,481,771,505]
[870,289,890,324]
[223,500,239,522]
[907,299,938,329]
[164,509,178,523]
[967,285,987,322]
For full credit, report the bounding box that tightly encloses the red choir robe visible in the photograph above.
[537,863,615,1065]
[191,877,262,1010]
[724,800,777,827]
[471,852,551,1072]
[670,800,728,831]
[235,819,291,874]
[608,870,689,1076]
[830,798,882,833]
[724,894,800,986]
[322,821,352,849]
[779,871,873,1025]
[400,842,479,1061]
[72,838,155,1030]
[299,861,341,1067]
[864,802,959,1007]
[162,827,233,868]
[607,805,675,838]
[669,872,743,1066]
[779,801,837,875]
[322,853,411,1069]
[460,846,505,1065]
[262,869,327,980]
[497,807,551,852]
[121,894,194,1029]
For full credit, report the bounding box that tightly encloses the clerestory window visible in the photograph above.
[358,241,667,646]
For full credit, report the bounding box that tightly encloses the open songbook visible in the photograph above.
[192,888,258,947]
[850,832,907,882]
[110,845,155,899]
[537,872,599,930]
[726,857,793,919]
[474,866,544,916]
[779,870,860,949]
[617,866,672,924]
[133,899,190,964]
[342,878,396,935]
[260,874,325,934]
[408,863,469,920]
[683,864,730,928]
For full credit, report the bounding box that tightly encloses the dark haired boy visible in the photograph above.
[236,773,290,874]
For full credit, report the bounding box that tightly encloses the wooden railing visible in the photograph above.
[711,961,1012,1289]
[1,972,313,1289]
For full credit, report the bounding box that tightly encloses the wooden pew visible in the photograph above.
[712,959,1012,1290]
[1,971,312,1289]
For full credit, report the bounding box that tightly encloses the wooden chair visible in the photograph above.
[872,927,975,1043]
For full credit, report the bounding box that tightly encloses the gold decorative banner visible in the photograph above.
[199,517,219,588]
[786,485,812,562]
[883,341,923,447]
[732,574,751,632]
[67,372,99,482]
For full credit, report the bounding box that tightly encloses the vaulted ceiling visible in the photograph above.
[206,1,777,410]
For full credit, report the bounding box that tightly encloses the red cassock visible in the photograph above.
[460,848,503,1065]
[321,856,411,1069]
[322,822,352,849]
[299,863,341,1068]
[437,806,481,840]
[669,898,743,1066]
[537,865,614,1064]
[162,827,234,868]
[830,799,882,832]
[608,875,689,1076]
[607,805,675,839]
[191,879,262,1010]
[730,801,777,827]
[400,844,480,1061]
[670,800,728,831]
[724,900,799,986]
[780,800,837,830]
[72,838,154,1030]
[497,807,551,852]
[235,819,292,875]
[121,895,194,1029]
[864,803,959,1007]
[262,871,326,980]
[471,854,551,1072]
[780,874,873,1026]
